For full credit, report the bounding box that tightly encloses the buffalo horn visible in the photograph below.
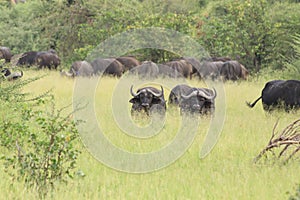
[149,85,164,97]
[130,85,137,97]
[181,90,199,99]
[197,88,216,100]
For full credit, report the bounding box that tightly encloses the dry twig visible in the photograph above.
[254,119,300,163]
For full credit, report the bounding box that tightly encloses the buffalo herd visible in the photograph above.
[60,56,248,81]
[1,46,300,114]
[1,46,248,81]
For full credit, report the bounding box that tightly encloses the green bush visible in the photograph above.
[0,76,82,198]
[199,0,300,72]
[289,184,300,200]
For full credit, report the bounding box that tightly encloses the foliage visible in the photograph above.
[0,0,91,66]
[255,34,300,80]
[290,184,300,200]
[199,0,300,72]
[76,7,199,62]
[0,76,81,198]
[289,184,300,200]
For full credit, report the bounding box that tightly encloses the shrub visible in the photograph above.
[0,76,82,198]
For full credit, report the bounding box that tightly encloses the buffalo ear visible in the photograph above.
[129,98,138,103]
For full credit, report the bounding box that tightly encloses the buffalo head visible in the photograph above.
[180,88,216,115]
[129,85,166,115]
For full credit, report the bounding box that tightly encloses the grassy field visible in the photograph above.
[1,70,300,199]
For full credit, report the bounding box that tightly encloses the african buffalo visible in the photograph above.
[130,61,159,79]
[129,85,166,115]
[164,60,184,78]
[178,59,194,79]
[220,60,248,81]
[169,84,216,115]
[157,64,183,78]
[17,51,38,67]
[0,47,13,63]
[197,61,220,80]
[1,68,23,81]
[91,58,124,77]
[246,80,300,111]
[116,56,140,71]
[63,61,94,77]
[164,60,185,79]
[35,50,60,69]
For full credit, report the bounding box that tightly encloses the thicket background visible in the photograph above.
[0,0,300,75]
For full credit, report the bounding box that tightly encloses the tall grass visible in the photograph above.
[1,70,300,199]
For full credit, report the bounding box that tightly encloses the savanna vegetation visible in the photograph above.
[0,0,300,199]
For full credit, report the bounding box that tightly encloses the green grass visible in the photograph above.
[1,70,300,199]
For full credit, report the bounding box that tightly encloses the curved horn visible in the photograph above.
[149,85,164,97]
[197,88,217,100]
[19,70,23,77]
[60,70,74,77]
[130,85,137,97]
[181,89,199,99]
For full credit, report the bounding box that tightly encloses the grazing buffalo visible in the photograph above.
[182,57,201,73]
[157,64,183,78]
[0,47,13,63]
[220,60,248,81]
[246,80,300,111]
[169,84,216,114]
[129,85,166,115]
[197,61,220,80]
[17,51,38,67]
[130,61,159,79]
[116,56,140,71]
[164,60,186,78]
[178,59,194,79]
[91,58,124,77]
[63,61,94,77]
[1,68,23,81]
[35,50,60,69]
[213,61,224,72]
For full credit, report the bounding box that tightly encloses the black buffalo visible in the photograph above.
[169,84,216,114]
[61,60,94,77]
[1,68,23,81]
[164,60,185,78]
[197,61,220,80]
[130,61,159,79]
[165,59,194,79]
[246,80,300,111]
[0,47,13,63]
[17,51,38,67]
[35,50,60,69]
[157,63,183,78]
[177,59,194,79]
[219,60,248,81]
[17,50,60,69]
[129,85,166,115]
[91,58,124,77]
[116,56,140,72]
